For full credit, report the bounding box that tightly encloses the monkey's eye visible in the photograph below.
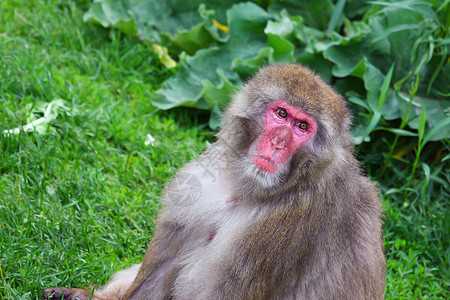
[276,108,288,118]
[297,121,308,131]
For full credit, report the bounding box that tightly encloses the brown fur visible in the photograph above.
[43,64,385,300]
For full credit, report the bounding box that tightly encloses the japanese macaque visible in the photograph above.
[43,64,386,300]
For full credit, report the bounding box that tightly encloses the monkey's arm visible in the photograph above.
[123,216,187,299]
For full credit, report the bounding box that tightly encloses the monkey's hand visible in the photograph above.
[42,287,94,300]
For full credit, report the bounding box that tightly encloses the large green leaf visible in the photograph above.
[83,0,138,37]
[269,0,335,30]
[84,0,242,49]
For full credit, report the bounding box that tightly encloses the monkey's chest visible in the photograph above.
[173,204,255,296]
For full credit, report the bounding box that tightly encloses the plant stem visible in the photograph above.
[379,76,419,178]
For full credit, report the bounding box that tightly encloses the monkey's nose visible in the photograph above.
[270,127,292,149]
[271,135,289,149]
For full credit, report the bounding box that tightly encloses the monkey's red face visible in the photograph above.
[252,101,317,173]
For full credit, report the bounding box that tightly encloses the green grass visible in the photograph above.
[0,0,448,299]
[0,1,211,298]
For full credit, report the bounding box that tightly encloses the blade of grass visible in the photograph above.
[378,63,395,111]
[406,105,427,190]
[421,162,431,198]
[327,0,346,34]
[421,116,450,147]
[374,127,418,137]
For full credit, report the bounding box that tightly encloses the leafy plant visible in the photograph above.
[84,0,449,139]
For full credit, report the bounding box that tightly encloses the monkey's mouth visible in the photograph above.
[252,155,278,173]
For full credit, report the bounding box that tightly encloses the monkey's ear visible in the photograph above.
[219,116,258,152]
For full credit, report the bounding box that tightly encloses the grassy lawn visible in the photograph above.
[0,1,211,298]
[0,0,447,299]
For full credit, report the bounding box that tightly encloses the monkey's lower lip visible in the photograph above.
[252,156,277,173]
